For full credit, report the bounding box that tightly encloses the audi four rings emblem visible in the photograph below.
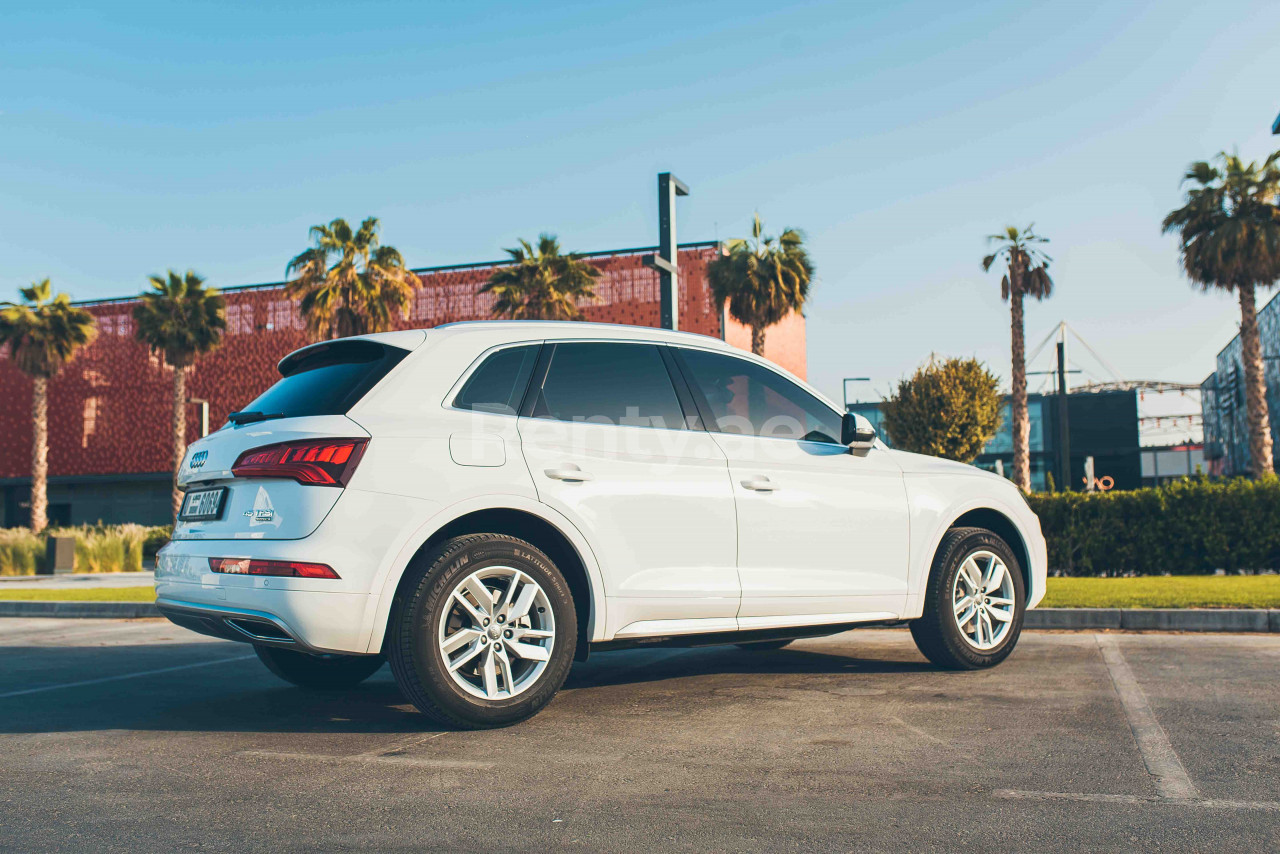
[188,450,208,469]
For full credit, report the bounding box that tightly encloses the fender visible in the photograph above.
[359,494,609,653]
[902,485,1042,619]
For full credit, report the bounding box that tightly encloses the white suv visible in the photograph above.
[157,322,1046,728]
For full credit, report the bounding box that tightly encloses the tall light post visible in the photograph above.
[642,172,689,331]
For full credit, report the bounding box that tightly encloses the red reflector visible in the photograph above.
[208,558,340,579]
[231,438,368,486]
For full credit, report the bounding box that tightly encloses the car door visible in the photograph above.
[671,346,910,623]
[517,341,740,636]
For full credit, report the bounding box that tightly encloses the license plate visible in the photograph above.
[179,487,227,522]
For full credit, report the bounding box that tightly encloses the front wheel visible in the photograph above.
[909,527,1025,670]
[387,533,578,729]
[254,645,384,689]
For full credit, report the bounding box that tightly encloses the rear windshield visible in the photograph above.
[236,341,408,419]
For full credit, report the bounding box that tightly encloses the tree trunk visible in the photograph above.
[30,376,48,533]
[1237,284,1275,478]
[172,365,187,520]
[1009,290,1031,491]
[751,324,766,356]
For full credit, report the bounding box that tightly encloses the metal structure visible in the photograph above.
[1273,110,1280,135]
[642,172,690,331]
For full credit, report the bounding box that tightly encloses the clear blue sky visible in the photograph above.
[3,0,1279,407]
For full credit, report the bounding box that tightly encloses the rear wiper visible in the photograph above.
[227,410,286,425]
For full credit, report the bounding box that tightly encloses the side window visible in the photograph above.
[532,342,686,429]
[678,348,844,444]
[453,345,539,415]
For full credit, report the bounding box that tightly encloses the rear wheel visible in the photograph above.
[909,527,1025,670]
[387,533,577,729]
[254,645,384,689]
[735,639,792,651]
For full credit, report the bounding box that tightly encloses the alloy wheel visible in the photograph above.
[437,566,556,700]
[951,550,1016,651]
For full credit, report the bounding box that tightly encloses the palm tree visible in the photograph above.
[708,214,814,355]
[285,217,418,340]
[982,225,1054,492]
[480,234,600,320]
[133,271,227,518]
[0,279,96,532]
[1163,151,1280,479]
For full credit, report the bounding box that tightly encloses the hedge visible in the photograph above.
[0,524,171,576]
[1027,478,1280,576]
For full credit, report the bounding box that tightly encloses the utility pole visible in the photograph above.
[1057,339,1071,491]
[642,172,689,331]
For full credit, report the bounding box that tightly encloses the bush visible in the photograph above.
[1028,477,1280,576]
[0,523,167,575]
[880,356,1002,463]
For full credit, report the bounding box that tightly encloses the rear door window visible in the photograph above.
[530,342,687,429]
[236,340,408,420]
[453,345,540,415]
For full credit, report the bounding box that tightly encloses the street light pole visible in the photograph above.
[642,172,689,331]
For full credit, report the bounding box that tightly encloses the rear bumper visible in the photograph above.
[155,587,376,654]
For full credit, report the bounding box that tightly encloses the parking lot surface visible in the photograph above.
[2,618,1278,852]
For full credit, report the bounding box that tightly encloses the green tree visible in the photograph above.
[0,279,96,532]
[983,224,1054,491]
[880,356,1003,463]
[285,217,418,340]
[1163,150,1280,479]
[133,270,227,518]
[480,234,601,320]
[708,214,814,355]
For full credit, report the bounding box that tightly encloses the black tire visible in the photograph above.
[386,533,578,729]
[735,639,793,651]
[909,526,1025,670]
[254,645,384,689]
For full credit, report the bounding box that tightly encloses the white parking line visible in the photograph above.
[0,654,255,699]
[1095,633,1198,800]
[994,789,1280,812]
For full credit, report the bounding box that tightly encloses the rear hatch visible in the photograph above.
[173,338,410,541]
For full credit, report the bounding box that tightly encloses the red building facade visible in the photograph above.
[0,243,806,526]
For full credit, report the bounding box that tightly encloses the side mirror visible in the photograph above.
[842,412,877,450]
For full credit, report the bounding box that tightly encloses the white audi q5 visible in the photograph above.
[157,322,1046,728]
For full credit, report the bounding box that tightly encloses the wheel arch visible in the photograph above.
[947,507,1033,602]
[370,502,602,661]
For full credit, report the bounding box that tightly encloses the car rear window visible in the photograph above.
[453,345,540,415]
[237,340,408,419]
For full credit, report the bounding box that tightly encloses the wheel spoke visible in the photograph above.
[507,640,551,662]
[956,604,977,629]
[980,611,995,644]
[495,646,516,692]
[495,570,525,614]
[452,590,488,626]
[481,647,499,697]
[953,595,974,617]
[463,576,495,617]
[987,606,1013,623]
[447,641,484,672]
[987,596,1014,607]
[441,627,481,654]
[984,559,1006,594]
[510,627,553,641]
[506,582,540,622]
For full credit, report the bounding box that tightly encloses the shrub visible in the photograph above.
[880,356,1002,463]
[1028,477,1280,576]
[0,523,164,575]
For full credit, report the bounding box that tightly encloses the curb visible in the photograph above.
[0,601,160,619]
[1026,608,1280,633]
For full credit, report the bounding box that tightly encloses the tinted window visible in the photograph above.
[453,345,539,415]
[532,343,686,429]
[678,348,843,443]
[237,341,407,420]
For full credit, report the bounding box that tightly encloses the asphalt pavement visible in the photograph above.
[1,618,1278,852]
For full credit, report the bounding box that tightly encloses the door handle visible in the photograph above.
[740,476,777,492]
[544,466,594,483]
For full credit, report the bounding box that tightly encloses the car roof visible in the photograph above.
[424,320,738,350]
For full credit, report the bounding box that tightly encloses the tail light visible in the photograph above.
[209,558,340,579]
[231,438,368,487]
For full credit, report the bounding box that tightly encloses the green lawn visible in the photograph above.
[0,586,156,602]
[1,578,1277,609]
[1041,575,1280,609]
